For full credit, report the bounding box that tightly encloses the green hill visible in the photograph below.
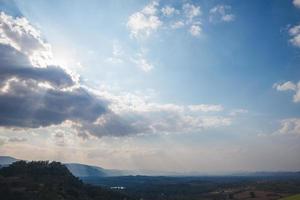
[0,160,133,200]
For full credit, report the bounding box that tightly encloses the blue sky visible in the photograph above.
[0,0,300,173]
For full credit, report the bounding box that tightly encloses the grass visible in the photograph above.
[281,194,300,200]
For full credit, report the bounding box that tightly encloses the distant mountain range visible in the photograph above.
[1,156,299,178]
[0,156,129,177]
[0,160,132,200]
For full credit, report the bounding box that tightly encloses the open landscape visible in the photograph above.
[1,156,300,200]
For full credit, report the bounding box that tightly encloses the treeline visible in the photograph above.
[0,161,132,200]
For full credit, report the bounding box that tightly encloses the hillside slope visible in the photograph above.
[0,160,133,200]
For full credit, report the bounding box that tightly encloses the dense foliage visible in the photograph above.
[0,161,132,200]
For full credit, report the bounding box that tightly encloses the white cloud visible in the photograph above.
[0,12,53,67]
[142,1,159,15]
[161,6,178,16]
[171,21,184,29]
[188,104,223,112]
[293,0,300,8]
[274,81,297,91]
[274,81,300,103]
[127,1,162,38]
[183,3,201,22]
[209,5,235,23]
[277,118,300,136]
[189,24,201,36]
[222,14,235,22]
[289,24,300,47]
[127,2,205,38]
[99,91,231,136]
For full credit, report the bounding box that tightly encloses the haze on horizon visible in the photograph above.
[0,0,300,174]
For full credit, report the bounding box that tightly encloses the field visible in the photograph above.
[281,194,300,200]
[82,175,300,200]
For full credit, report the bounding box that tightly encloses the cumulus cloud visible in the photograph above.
[161,6,178,16]
[0,81,107,128]
[293,0,300,8]
[183,3,201,22]
[182,3,203,36]
[289,24,300,47]
[94,92,232,137]
[0,12,232,138]
[274,81,300,103]
[209,5,235,23]
[274,81,297,91]
[127,1,162,38]
[127,2,204,38]
[0,12,53,67]
[0,12,108,130]
[277,118,300,136]
[189,24,201,36]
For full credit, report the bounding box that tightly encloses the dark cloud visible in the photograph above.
[0,44,74,88]
[0,14,108,130]
[0,79,107,128]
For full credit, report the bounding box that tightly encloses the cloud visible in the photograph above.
[131,48,154,72]
[182,3,202,37]
[293,0,300,8]
[0,12,108,130]
[171,21,184,29]
[189,24,201,36]
[276,118,300,136]
[127,2,204,38]
[289,24,300,47]
[127,1,162,38]
[0,12,53,67]
[188,104,223,112]
[0,12,233,138]
[274,81,300,103]
[96,92,232,137]
[161,6,178,16]
[209,5,235,23]
[0,81,107,128]
[274,81,297,91]
[8,137,27,143]
[183,3,201,22]
[0,45,75,88]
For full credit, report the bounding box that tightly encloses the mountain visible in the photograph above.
[0,156,128,177]
[0,160,133,200]
[65,163,131,177]
[0,156,18,166]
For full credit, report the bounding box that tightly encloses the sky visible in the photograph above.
[0,0,300,173]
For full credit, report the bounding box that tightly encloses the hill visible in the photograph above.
[0,156,18,166]
[0,156,128,177]
[0,160,133,200]
[65,163,127,177]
